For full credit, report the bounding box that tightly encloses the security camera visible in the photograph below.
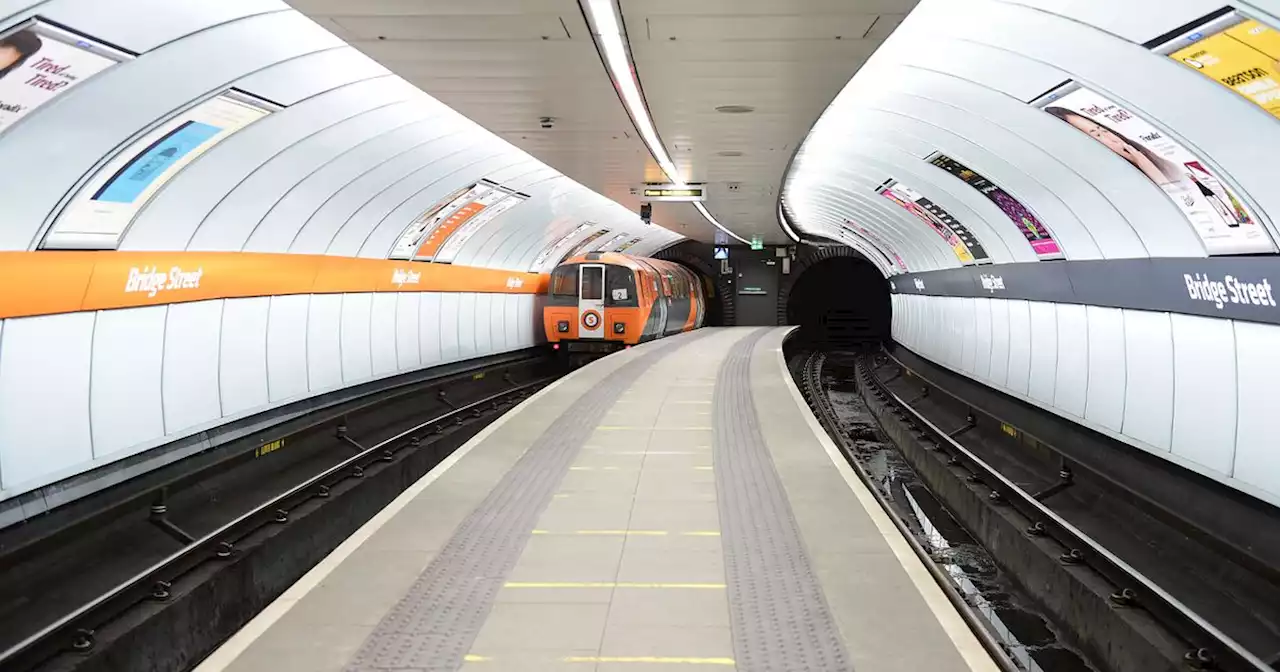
[539,116,555,129]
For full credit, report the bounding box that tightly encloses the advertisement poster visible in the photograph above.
[837,225,895,274]
[1037,84,1274,255]
[592,233,629,253]
[926,152,1062,259]
[44,92,274,249]
[389,183,475,259]
[561,228,610,261]
[840,219,908,272]
[879,178,990,265]
[413,182,504,260]
[614,236,643,253]
[533,222,593,268]
[431,189,528,263]
[1163,14,1280,122]
[0,21,129,134]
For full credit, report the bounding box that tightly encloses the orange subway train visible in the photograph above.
[543,252,706,352]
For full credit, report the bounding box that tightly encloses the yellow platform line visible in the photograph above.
[584,450,703,455]
[564,657,735,665]
[531,530,721,537]
[694,466,714,470]
[504,582,725,589]
[596,426,713,431]
[463,654,492,662]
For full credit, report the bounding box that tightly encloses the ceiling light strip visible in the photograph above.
[581,0,750,245]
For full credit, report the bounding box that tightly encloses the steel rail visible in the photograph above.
[793,347,1023,672]
[0,376,552,670]
[857,351,1273,672]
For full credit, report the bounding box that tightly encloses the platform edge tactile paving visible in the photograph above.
[343,334,704,672]
[714,328,854,672]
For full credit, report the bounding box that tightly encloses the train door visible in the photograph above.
[578,263,605,338]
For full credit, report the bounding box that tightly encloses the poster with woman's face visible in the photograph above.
[1040,85,1275,255]
[0,24,122,133]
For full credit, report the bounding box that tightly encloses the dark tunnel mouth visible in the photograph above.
[690,266,729,327]
[785,255,892,345]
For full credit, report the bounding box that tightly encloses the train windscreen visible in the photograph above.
[581,266,604,301]
[550,265,577,297]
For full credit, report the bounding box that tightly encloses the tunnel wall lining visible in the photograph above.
[891,292,1280,508]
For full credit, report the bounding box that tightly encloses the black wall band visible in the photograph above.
[888,257,1280,326]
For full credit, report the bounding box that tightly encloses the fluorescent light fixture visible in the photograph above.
[777,201,801,243]
[584,0,679,181]
[694,201,750,244]
[582,0,750,245]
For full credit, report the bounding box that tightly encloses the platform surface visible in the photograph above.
[198,327,996,672]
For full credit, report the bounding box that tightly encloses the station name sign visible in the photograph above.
[888,258,1280,326]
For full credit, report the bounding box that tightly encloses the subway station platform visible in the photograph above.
[196,328,996,672]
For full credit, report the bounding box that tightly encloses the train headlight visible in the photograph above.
[613,322,626,334]
[557,320,569,333]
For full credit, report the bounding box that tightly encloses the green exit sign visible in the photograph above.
[749,236,763,250]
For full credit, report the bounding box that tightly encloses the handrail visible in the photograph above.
[0,377,550,670]
[858,352,1273,672]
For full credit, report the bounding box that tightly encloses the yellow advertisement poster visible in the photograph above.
[1170,19,1280,120]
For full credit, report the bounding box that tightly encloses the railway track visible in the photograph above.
[0,360,558,672]
[793,337,1274,672]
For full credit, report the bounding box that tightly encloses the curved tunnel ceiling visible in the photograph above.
[0,0,682,267]
[784,0,1280,271]
[287,0,916,246]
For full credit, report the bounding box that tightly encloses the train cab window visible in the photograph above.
[581,265,604,301]
[551,265,578,297]
[605,266,638,307]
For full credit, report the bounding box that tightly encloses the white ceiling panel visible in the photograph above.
[287,0,915,245]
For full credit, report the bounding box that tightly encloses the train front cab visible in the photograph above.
[544,261,644,354]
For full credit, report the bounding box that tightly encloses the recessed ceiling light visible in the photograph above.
[716,150,744,157]
[715,105,755,114]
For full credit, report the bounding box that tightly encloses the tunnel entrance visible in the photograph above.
[651,242,732,327]
[784,255,890,345]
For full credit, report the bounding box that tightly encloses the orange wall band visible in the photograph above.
[0,251,549,320]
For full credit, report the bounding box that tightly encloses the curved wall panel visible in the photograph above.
[784,0,1280,506]
[0,0,678,507]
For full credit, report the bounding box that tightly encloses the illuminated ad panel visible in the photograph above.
[840,219,908,273]
[411,181,504,261]
[878,179,990,265]
[532,222,593,269]
[1034,83,1275,255]
[925,152,1062,260]
[592,233,629,253]
[0,20,131,135]
[837,223,896,274]
[44,91,275,249]
[432,187,529,264]
[1155,10,1280,122]
[389,183,474,260]
[561,228,611,261]
[613,236,643,253]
